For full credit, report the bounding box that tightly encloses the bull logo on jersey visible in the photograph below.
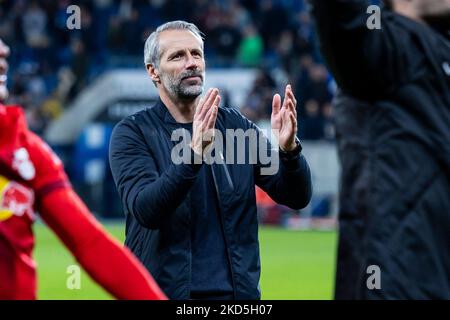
[0,175,35,222]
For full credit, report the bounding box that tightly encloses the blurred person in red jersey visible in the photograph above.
[0,38,167,300]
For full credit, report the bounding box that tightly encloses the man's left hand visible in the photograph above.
[271,84,298,151]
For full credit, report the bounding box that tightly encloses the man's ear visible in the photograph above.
[146,64,160,84]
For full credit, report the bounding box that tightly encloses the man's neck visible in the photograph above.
[159,90,197,123]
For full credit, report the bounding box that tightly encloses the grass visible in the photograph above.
[34,223,337,300]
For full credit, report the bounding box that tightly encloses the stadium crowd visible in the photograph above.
[0,0,360,140]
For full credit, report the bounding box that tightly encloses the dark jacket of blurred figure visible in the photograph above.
[309,0,450,299]
[332,92,375,299]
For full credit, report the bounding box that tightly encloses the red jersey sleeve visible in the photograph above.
[38,188,167,300]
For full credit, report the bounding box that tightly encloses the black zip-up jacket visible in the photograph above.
[109,99,312,299]
[309,0,450,299]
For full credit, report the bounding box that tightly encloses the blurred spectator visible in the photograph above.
[0,6,15,44]
[26,105,49,135]
[241,69,275,122]
[237,24,263,67]
[163,0,196,21]
[292,11,316,58]
[107,15,125,52]
[305,64,333,105]
[122,8,144,55]
[275,30,296,71]
[42,91,64,120]
[22,1,49,49]
[301,99,324,140]
[68,38,89,99]
[209,13,242,67]
[229,0,251,29]
[258,0,289,50]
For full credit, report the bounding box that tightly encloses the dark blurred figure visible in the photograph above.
[309,0,450,299]
[332,92,374,299]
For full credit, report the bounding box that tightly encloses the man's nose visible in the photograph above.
[185,53,199,70]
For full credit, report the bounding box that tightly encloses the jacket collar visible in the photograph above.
[152,98,181,125]
[152,98,195,125]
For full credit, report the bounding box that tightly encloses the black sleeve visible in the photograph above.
[248,120,313,210]
[109,119,202,229]
[308,0,404,97]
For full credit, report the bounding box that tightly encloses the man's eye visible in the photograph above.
[172,54,182,60]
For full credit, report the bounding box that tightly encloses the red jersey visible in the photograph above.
[0,105,166,300]
[0,105,68,299]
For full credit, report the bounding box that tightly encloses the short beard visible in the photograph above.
[162,70,204,101]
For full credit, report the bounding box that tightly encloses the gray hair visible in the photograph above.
[144,20,204,68]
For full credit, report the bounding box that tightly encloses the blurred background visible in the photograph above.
[1,0,382,299]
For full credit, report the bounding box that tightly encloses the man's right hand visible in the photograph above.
[190,88,220,158]
[0,38,10,103]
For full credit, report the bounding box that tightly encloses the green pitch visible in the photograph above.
[34,223,337,300]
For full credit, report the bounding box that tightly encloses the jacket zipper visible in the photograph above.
[210,158,237,299]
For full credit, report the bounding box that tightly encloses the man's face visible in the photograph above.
[156,29,205,100]
[0,39,9,102]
